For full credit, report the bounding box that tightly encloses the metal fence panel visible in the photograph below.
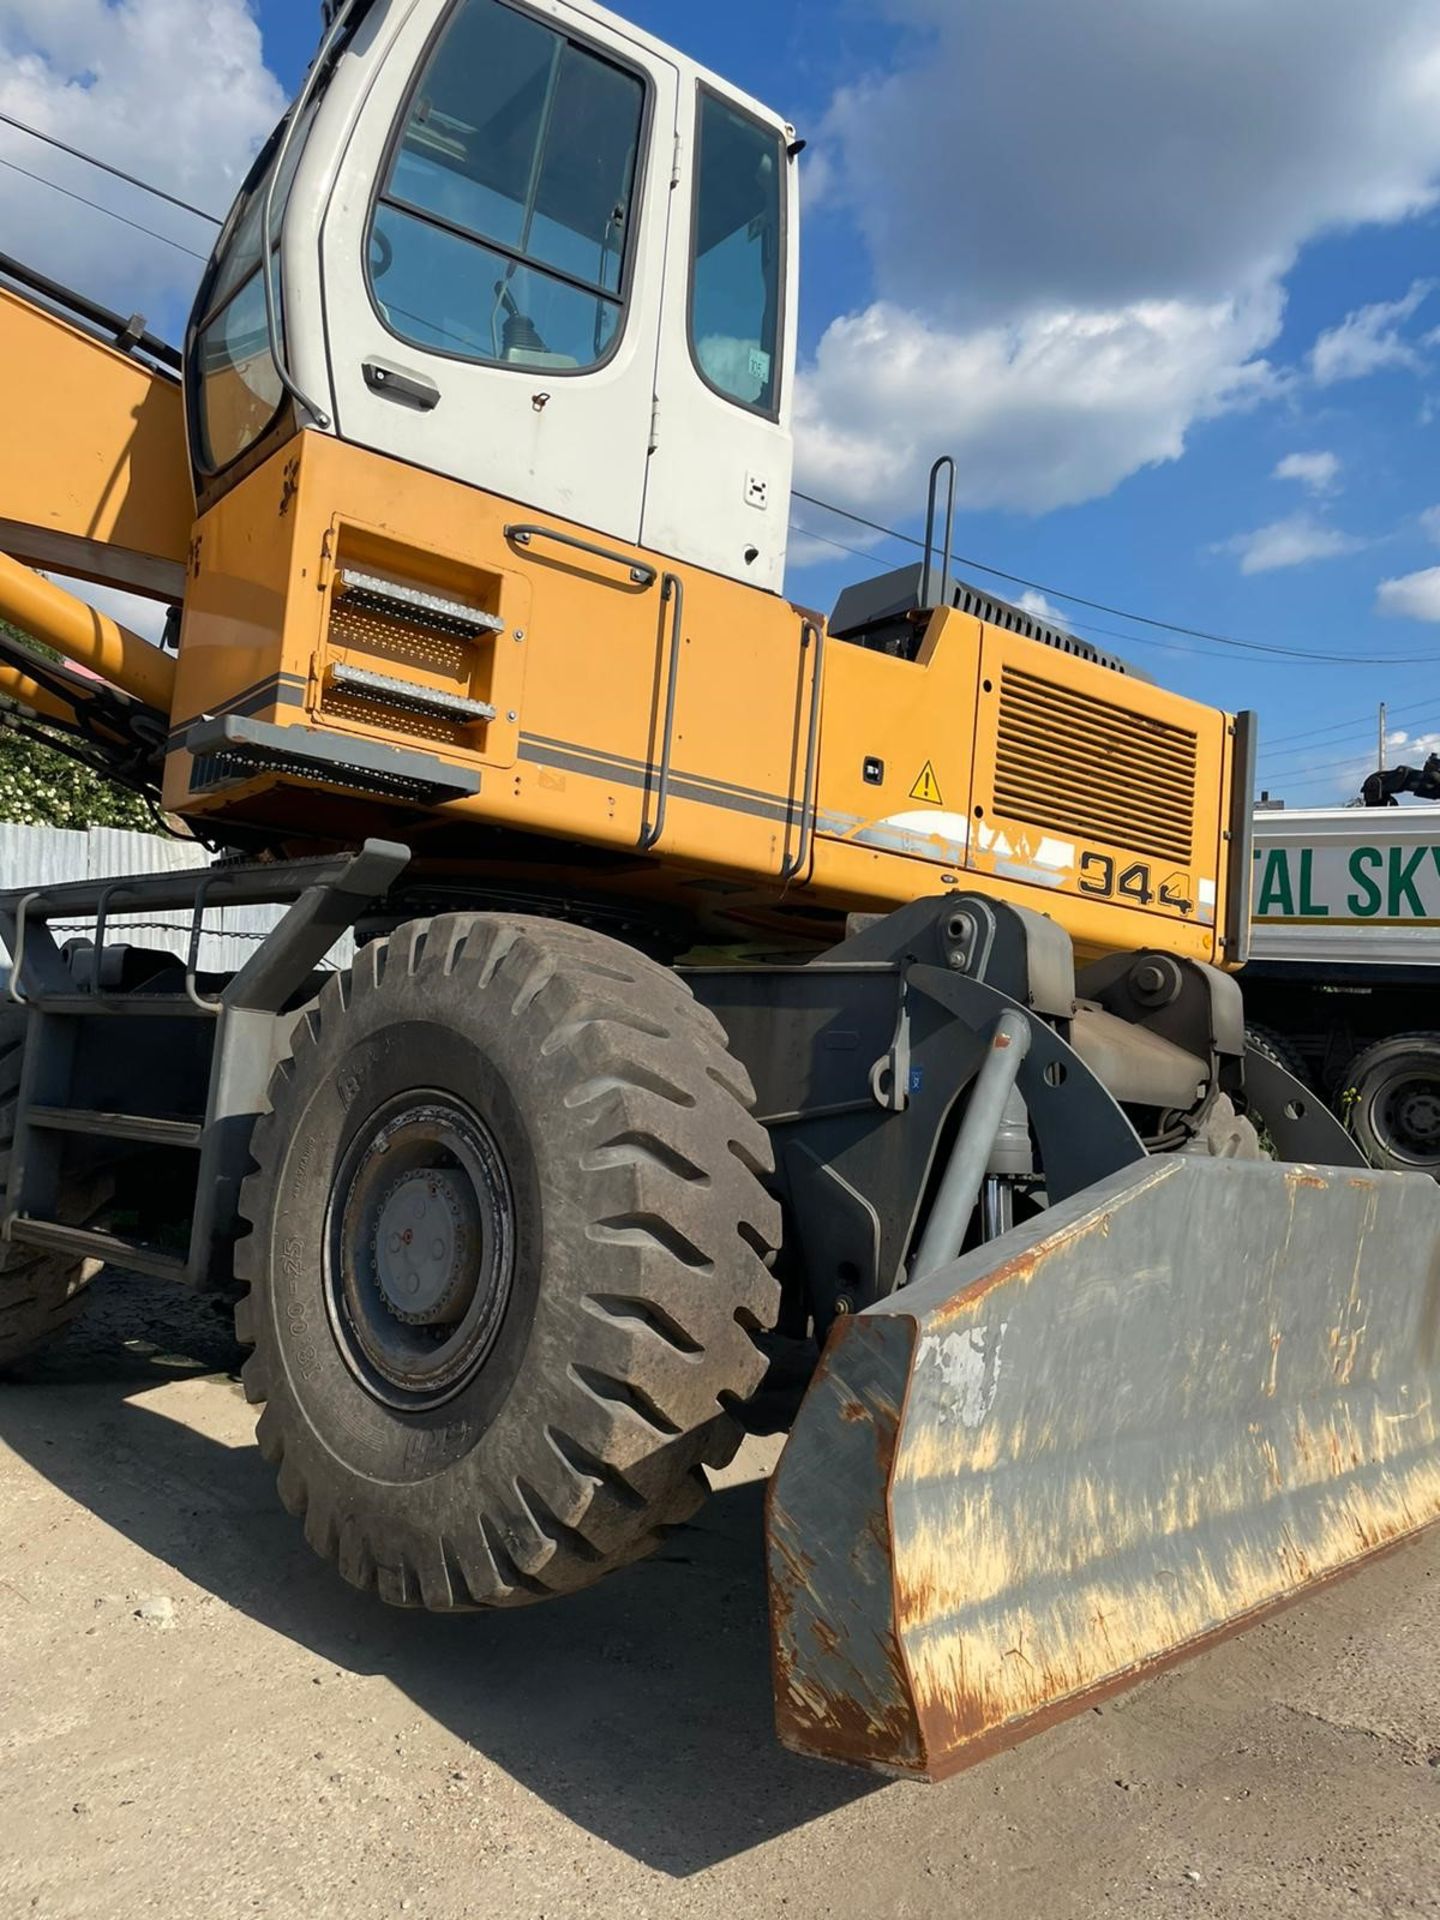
[0,825,356,976]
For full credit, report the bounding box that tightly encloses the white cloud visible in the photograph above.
[1419,505,1440,542]
[797,291,1283,518]
[1388,729,1440,757]
[1274,450,1342,495]
[1310,282,1434,385]
[1218,513,1367,575]
[798,0,1440,525]
[1377,566,1440,620]
[0,0,285,323]
[1017,590,1061,623]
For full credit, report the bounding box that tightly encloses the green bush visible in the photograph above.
[0,728,152,830]
[0,621,152,830]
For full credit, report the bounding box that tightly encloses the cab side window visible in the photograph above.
[370,0,646,372]
[689,90,785,417]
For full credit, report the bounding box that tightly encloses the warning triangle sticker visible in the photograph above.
[910,761,944,806]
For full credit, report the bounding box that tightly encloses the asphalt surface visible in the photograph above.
[0,1273,1437,1919]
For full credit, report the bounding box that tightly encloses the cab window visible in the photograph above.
[370,0,646,372]
[191,100,317,474]
[689,90,785,417]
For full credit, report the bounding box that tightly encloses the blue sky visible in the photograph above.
[4,0,1440,806]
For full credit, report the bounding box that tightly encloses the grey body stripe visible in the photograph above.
[519,735,859,837]
[169,673,308,748]
[520,737,788,825]
[522,731,822,811]
[170,692,863,839]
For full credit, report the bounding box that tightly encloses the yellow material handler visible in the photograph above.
[0,0,1437,1781]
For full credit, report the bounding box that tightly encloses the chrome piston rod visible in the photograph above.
[911,1009,1032,1284]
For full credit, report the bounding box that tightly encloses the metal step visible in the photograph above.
[328,661,498,724]
[6,1218,187,1283]
[23,994,218,1019]
[336,568,506,638]
[27,1107,204,1149]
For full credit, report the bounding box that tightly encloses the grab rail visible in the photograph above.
[504,523,657,589]
[640,574,685,853]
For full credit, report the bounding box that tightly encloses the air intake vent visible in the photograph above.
[994,668,1197,863]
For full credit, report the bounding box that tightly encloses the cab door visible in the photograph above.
[641,83,799,593]
[320,0,678,546]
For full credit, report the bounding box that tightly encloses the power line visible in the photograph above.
[1260,709,1440,767]
[792,517,1276,668]
[0,109,222,225]
[1261,711,1400,752]
[0,154,209,262]
[1276,746,1384,783]
[794,489,1440,668]
[1261,693,1440,751]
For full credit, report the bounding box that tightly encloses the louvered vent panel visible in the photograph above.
[993,668,1198,863]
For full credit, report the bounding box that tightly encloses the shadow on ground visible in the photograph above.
[0,1274,882,1876]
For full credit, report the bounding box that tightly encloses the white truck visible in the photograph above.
[1246,805,1440,1173]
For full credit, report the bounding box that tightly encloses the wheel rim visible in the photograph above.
[1368,1066,1440,1171]
[325,1094,516,1412]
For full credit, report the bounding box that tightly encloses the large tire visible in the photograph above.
[235,914,782,1610]
[0,1006,104,1370]
[1342,1032,1440,1175]
[1245,1024,1310,1086]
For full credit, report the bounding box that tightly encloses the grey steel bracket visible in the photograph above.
[187,840,412,1287]
[1243,1049,1366,1168]
[221,839,410,1015]
[833,893,1078,1021]
[695,939,1144,1329]
[869,984,913,1114]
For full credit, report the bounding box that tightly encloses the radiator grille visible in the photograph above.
[993,668,1198,863]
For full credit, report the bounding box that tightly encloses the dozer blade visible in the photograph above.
[768,1155,1440,1779]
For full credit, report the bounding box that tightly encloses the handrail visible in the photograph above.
[504,523,657,588]
[640,574,685,853]
[920,455,957,611]
[184,874,226,1011]
[7,893,40,1005]
[780,621,826,883]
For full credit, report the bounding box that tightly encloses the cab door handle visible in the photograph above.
[363,360,441,411]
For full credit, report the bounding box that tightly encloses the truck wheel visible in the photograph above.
[0,1006,104,1370]
[1246,1024,1310,1085]
[1342,1033,1440,1175]
[235,915,782,1610]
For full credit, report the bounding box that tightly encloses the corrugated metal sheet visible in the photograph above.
[0,825,355,975]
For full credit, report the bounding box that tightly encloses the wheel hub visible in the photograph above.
[1391,1081,1440,1154]
[325,1096,516,1413]
[373,1169,476,1326]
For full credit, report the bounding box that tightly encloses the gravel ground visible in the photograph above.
[1,1273,1437,1920]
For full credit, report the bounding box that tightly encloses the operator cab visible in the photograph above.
[185,0,800,592]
